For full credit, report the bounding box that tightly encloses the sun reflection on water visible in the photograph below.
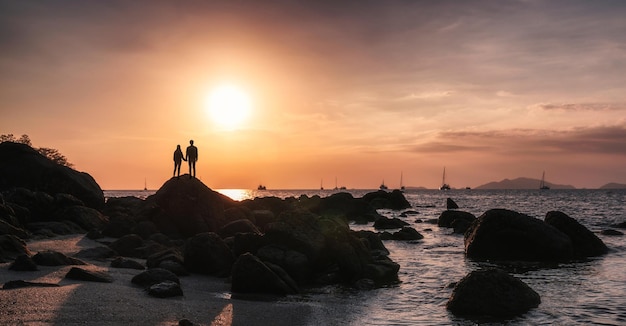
[216,189,255,201]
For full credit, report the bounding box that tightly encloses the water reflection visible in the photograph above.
[216,189,255,201]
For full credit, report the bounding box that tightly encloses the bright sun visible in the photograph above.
[206,84,252,130]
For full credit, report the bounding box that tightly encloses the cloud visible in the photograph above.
[531,102,625,111]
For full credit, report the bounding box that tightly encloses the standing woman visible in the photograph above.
[173,144,185,177]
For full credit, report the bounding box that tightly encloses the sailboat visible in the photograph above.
[143,178,147,191]
[320,179,324,190]
[439,167,451,190]
[400,172,405,191]
[379,180,388,190]
[540,171,550,190]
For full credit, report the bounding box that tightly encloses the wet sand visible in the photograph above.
[0,235,318,326]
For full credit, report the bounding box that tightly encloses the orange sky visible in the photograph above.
[1,1,626,190]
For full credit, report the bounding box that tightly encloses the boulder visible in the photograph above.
[183,232,234,277]
[108,234,144,257]
[447,269,540,317]
[59,206,108,231]
[154,177,227,236]
[611,221,626,229]
[27,221,84,236]
[217,219,262,238]
[354,230,390,255]
[0,142,104,209]
[318,192,381,222]
[256,245,310,283]
[74,246,118,260]
[9,254,38,271]
[362,190,411,210]
[446,198,459,209]
[465,209,573,262]
[0,234,31,262]
[388,227,424,241]
[251,210,276,231]
[373,217,409,230]
[147,280,183,298]
[131,268,180,288]
[264,210,326,263]
[0,219,29,238]
[65,267,113,283]
[544,211,608,257]
[111,257,145,270]
[146,248,184,269]
[32,250,86,266]
[438,210,476,228]
[231,252,298,295]
[451,219,472,234]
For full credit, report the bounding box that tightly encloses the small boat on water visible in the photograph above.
[440,167,451,190]
[540,171,550,190]
[143,178,147,191]
[257,184,267,190]
[400,172,405,191]
[380,180,388,190]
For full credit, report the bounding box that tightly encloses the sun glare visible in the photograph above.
[206,84,252,130]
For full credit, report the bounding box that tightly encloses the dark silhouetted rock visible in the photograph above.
[27,221,83,236]
[361,258,400,286]
[447,269,540,317]
[373,217,409,230]
[611,221,626,229]
[32,250,86,266]
[154,176,231,236]
[179,319,194,326]
[544,211,608,257]
[256,245,310,283]
[251,209,276,231]
[0,219,29,238]
[451,218,472,234]
[3,280,59,289]
[108,234,144,257]
[465,209,573,261]
[218,219,261,238]
[231,232,265,257]
[131,268,180,288]
[446,198,459,209]
[146,249,184,268]
[75,246,118,260]
[438,210,476,228]
[157,260,188,276]
[111,257,145,270]
[132,221,159,240]
[147,280,183,298]
[362,190,411,210]
[9,254,38,271]
[354,230,390,255]
[65,267,113,283]
[0,142,104,209]
[0,234,31,262]
[601,229,624,236]
[231,253,298,295]
[183,232,234,277]
[318,192,381,223]
[58,206,108,231]
[389,227,424,241]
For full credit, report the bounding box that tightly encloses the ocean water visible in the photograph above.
[104,189,626,325]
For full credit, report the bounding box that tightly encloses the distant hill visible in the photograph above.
[599,183,626,189]
[475,177,576,190]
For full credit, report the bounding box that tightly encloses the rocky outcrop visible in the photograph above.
[147,281,183,298]
[465,209,573,261]
[131,268,180,288]
[0,235,30,262]
[153,177,229,236]
[0,142,104,209]
[544,211,608,258]
[373,217,409,230]
[447,269,540,317]
[65,267,113,283]
[32,250,86,266]
[446,198,459,209]
[362,190,411,210]
[183,232,234,277]
[231,252,298,295]
[438,210,476,228]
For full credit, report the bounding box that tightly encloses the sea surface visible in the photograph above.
[104,189,626,325]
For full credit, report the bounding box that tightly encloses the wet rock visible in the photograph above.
[373,217,409,230]
[447,269,540,317]
[256,244,310,283]
[362,258,400,286]
[75,246,118,260]
[65,267,113,283]
[354,230,390,255]
[131,268,180,288]
[58,206,108,231]
[9,254,38,271]
[0,142,104,209]
[362,190,411,210]
[544,211,608,257]
[451,219,472,234]
[147,280,183,298]
[157,260,189,276]
[438,210,476,228]
[611,221,626,229]
[601,229,624,236]
[446,198,459,209]
[111,257,145,270]
[465,209,573,262]
[388,227,424,241]
[0,234,31,262]
[154,176,229,236]
[3,280,59,289]
[183,232,234,277]
[231,253,298,295]
[32,250,86,266]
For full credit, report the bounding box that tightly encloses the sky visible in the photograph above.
[1,0,626,190]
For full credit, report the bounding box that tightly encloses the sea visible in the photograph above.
[104,188,626,325]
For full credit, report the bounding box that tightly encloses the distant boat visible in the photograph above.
[440,167,451,190]
[540,171,550,190]
[400,172,405,191]
[257,184,267,190]
[320,179,324,190]
[380,180,388,190]
[334,177,338,190]
[143,178,147,191]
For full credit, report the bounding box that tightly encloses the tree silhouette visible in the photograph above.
[0,133,74,168]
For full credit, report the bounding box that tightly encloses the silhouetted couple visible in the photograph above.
[173,140,198,178]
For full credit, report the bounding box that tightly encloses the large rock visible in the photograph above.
[0,235,31,262]
[32,250,86,266]
[318,192,381,223]
[131,268,180,288]
[0,142,104,209]
[183,232,234,277]
[58,206,108,231]
[362,190,411,210]
[438,210,476,228]
[465,209,573,261]
[544,211,608,258]
[65,267,113,283]
[231,252,298,295]
[154,177,228,236]
[447,269,540,317]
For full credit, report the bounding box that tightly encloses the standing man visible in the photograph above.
[185,139,198,178]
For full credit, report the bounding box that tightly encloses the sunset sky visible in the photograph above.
[1,0,625,190]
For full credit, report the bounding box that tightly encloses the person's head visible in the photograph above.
[190,140,194,145]
[176,145,181,150]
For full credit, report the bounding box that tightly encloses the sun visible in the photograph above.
[206,84,252,130]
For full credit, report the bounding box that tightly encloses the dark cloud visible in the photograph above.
[534,103,625,111]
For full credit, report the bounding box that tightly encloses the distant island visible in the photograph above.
[599,183,626,189]
[475,177,575,190]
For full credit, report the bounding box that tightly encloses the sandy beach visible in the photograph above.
[0,235,322,326]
